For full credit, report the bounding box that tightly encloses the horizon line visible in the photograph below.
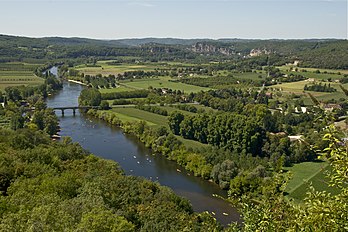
[1,33,347,41]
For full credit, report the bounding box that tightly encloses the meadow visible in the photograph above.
[284,161,340,201]
[120,76,210,93]
[75,61,163,76]
[271,80,348,104]
[110,107,168,127]
[277,65,348,75]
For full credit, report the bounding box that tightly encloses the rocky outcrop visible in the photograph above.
[191,42,235,55]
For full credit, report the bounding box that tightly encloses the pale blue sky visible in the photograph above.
[0,0,346,39]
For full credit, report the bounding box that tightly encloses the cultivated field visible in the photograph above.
[120,76,210,93]
[272,80,348,104]
[111,108,168,127]
[75,61,163,76]
[285,161,339,201]
[0,63,43,91]
[277,65,348,75]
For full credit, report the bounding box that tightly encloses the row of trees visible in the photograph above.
[101,89,149,100]
[168,111,265,155]
[304,83,337,92]
[136,105,168,116]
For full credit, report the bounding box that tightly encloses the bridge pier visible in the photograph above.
[61,109,64,117]
[73,109,76,116]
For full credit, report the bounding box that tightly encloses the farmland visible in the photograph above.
[285,161,340,202]
[74,61,164,76]
[272,80,348,103]
[0,63,44,91]
[120,77,210,93]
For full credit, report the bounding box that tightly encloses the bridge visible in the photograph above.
[52,106,99,116]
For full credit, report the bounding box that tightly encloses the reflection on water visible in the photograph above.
[47,82,240,226]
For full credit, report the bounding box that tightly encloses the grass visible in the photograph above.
[120,76,210,93]
[284,161,340,201]
[110,107,168,127]
[75,61,164,76]
[177,136,209,150]
[271,80,348,104]
[277,65,348,75]
[99,85,133,93]
[0,63,44,91]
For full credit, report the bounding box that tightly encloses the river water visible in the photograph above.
[46,80,240,226]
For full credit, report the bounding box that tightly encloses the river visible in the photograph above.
[46,79,240,226]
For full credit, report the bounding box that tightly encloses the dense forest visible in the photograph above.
[0,34,347,68]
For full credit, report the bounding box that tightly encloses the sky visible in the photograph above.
[0,0,347,40]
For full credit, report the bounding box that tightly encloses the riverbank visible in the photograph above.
[67,79,88,86]
[86,109,213,179]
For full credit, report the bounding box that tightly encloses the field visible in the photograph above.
[120,77,210,93]
[75,61,164,76]
[99,76,210,94]
[215,71,266,81]
[271,80,348,104]
[0,63,44,91]
[277,65,348,75]
[285,161,340,201]
[99,85,133,93]
[160,106,196,115]
[111,107,168,127]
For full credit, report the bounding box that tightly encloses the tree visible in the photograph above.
[78,88,101,106]
[44,114,59,136]
[211,160,238,189]
[99,100,109,110]
[10,113,24,130]
[168,111,184,135]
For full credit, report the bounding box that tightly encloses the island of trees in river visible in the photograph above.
[0,35,347,230]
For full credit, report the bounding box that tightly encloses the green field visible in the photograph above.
[272,80,348,104]
[278,65,348,75]
[0,63,44,91]
[120,76,210,93]
[111,107,168,127]
[285,161,339,201]
[99,85,134,93]
[160,106,196,115]
[75,61,164,76]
